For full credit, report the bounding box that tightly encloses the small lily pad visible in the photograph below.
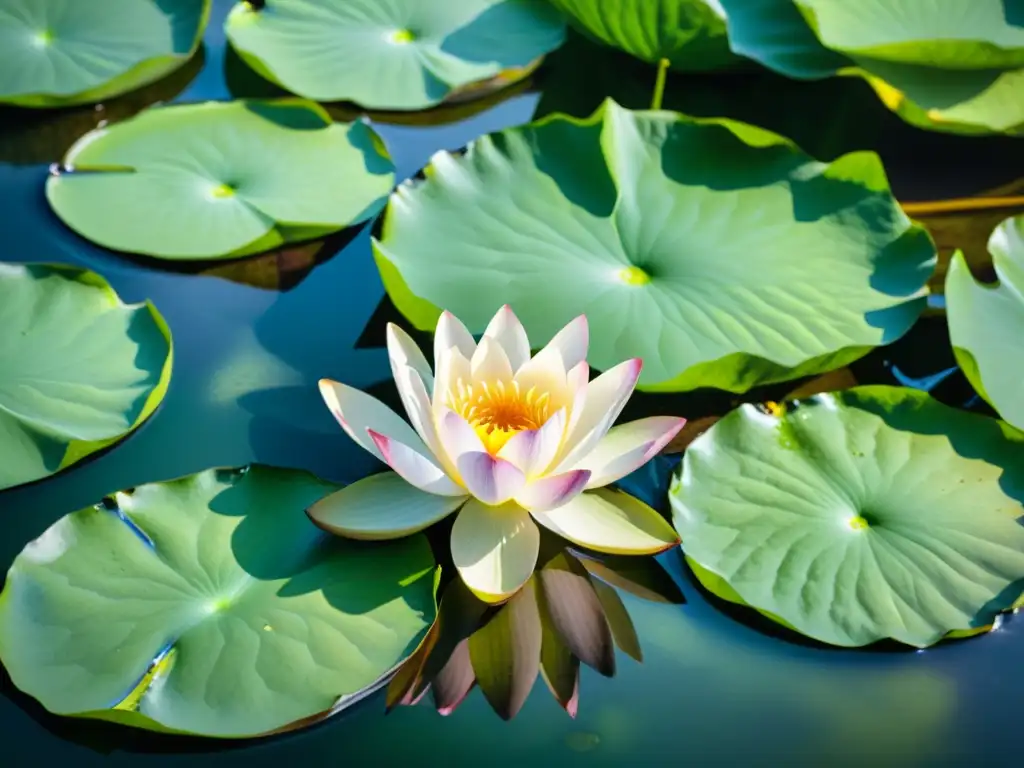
[0,466,437,738]
[548,0,736,71]
[373,99,935,392]
[721,0,1024,135]
[0,0,210,108]
[670,386,1024,648]
[46,99,395,260]
[0,263,172,492]
[224,0,566,110]
[946,214,1024,430]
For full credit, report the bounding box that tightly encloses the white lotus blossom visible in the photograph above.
[309,306,684,603]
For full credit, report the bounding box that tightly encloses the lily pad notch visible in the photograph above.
[0,0,211,107]
[373,98,936,392]
[0,263,172,491]
[0,465,438,738]
[46,99,396,260]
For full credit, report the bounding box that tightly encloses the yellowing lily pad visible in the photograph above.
[670,386,1024,648]
[721,0,1024,135]
[0,263,172,492]
[0,466,437,738]
[45,99,395,260]
[0,0,210,108]
[946,214,1024,430]
[373,99,935,392]
[224,0,566,110]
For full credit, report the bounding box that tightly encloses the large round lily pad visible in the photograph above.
[670,386,1024,648]
[0,466,437,738]
[373,99,936,392]
[548,0,736,71]
[224,0,566,111]
[946,214,1024,431]
[46,99,395,260]
[0,0,210,108]
[720,0,1024,135]
[0,263,172,492]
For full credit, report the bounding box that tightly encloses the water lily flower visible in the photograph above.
[308,306,684,603]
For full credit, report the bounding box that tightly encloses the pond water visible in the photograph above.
[1,2,1023,765]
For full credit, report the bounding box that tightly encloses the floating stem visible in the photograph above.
[901,195,1024,217]
[651,58,670,110]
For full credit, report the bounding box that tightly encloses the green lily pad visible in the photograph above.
[946,214,1024,431]
[0,0,210,108]
[373,99,935,392]
[0,263,172,492]
[720,0,1024,135]
[46,99,395,260]
[224,0,566,111]
[670,386,1024,648]
[0,466,437,737]
[548,0,736,71]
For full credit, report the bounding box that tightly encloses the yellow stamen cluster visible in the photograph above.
[449,379,551,454]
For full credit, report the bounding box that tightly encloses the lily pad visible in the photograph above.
[0,0,210,108]
[720,0,1024,135]
[670,386,1024,648]
[0,466,437,737]
[46,99,395,260]
[548,0,736,71]
[224,0,566,111]
[0,263,172,492]
[373,99,935,392]
[946,214,1024,430]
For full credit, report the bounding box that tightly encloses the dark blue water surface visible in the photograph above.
[2,2,1023,766]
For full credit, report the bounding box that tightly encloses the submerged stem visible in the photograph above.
[651,58,670,110]
[901,196,1024,217]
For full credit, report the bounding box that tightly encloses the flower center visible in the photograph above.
[449,379,551,454]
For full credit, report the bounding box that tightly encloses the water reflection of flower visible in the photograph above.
[309,306,684,603]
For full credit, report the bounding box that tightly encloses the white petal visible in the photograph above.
[368,430,465,496]
[456,452,525,505]
[482,305,531,372]
[433,346,471,417]
[536,314,589,371]
[438,409,486,465]
[553,359,642,473]
[515,470,591,513]
[308,472,466,540]
[319,378,427,463]
[470,336,514,383]
[497,407,566,476]
[576,417,686,489]
[563,360,590,436]
[434,311,476,372]
[393,365,447,464]
[387,323,434,391]
[530,488,679,555]
[451,499,539,603]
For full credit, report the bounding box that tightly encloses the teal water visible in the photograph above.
[2,2,1023,765]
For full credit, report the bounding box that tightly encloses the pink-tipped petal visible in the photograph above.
[456,452,526,505]
[515,470,591,513]
[438,409,486,466]
[308,472,467,540]
[451,500,539,603]
[319,379,428,463]
[434,311,477,372]
[553,359,643,473]
[482,305,531,373]
[576,416,687,489]
[368,431,465,496]
[497,407,567,476]
[386,323,434,391]
[470,336,514,384]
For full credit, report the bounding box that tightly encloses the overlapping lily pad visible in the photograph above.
[224,0,566,111]
[0,263,172,492]
[670,386,1024,648]
[946,214,1024,430]
[46,99,395,260]
[0,0,209,108]
[548,0,736,71]
[0,466,437,737]
[373,99,936,392]
[721,0,1024,135]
